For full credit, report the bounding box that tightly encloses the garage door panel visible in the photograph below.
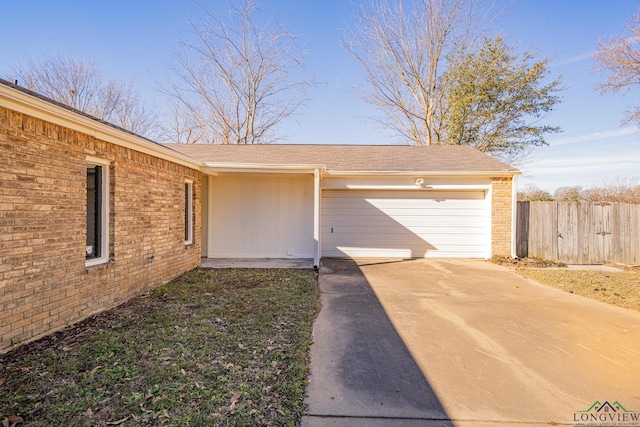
[323,231,485,243]
[324,190,484,199]
[322,199,482,207]
[325,226,486,235]
[324,206,485,218]
[325,247,485,258]
[323,211,486,223]
[323,209,486,220]
[322,200,484,210]
[322,190,489,258]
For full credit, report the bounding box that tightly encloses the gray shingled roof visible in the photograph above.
[163,144,519,173]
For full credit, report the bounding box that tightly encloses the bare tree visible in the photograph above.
[553,186,583,202]
[517,184,553,202]
[582,177,640,204]
[7,55,159,138]
[163,103,205,144]
[165,0,313,144]
[343,0,562,163]
[594,9,640,126]
[343,0,499,145]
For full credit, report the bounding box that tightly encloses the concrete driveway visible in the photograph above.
[302,259,640,426]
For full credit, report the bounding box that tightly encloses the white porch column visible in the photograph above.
[313,168,321,267]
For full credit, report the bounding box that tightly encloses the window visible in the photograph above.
[185,180,193,245]
[86,157,109,267]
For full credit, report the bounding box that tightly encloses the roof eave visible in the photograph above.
[324,170,521,177]
[0,82,201,170]
[203,162,326,174]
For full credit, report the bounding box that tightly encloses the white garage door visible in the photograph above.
[322,190,489,258]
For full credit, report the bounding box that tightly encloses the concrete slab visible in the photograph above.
[302,417,545,427]
[303,259,452,426]
[199,258,314,269]
[303,258,640,426]
[302,417,453,426]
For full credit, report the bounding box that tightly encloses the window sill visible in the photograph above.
[85,259,114,271]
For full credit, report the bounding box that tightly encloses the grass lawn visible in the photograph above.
[0,268,320,427]
[492,256,640,312]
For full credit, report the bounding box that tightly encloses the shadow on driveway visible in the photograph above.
[302,259,453,426]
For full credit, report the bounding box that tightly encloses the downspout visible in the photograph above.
[511,174,519,259]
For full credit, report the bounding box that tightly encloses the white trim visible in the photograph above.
[0,84,200,170]
[485,184,493,259]
[185,180,194,245]
[207,177,215,258]
[313,169,321,267]
[324,170,520,177]
[511,175,519,259]
[203,163,323,174]
[341,184,492,191]
[85,156,110,268]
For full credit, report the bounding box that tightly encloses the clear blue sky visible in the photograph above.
[1,1,639,193]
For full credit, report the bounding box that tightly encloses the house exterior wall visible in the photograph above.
[0,106,201,353]
[490,177,514,256]
[207,173,314,258]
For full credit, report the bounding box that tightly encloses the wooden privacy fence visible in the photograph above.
[516,201,640,265]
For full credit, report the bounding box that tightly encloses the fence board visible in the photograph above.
[516,201,640,265]
[527,201,557,261]
[516,201,530,258]
[557,202,577,263]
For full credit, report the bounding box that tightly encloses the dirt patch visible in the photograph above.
[491,255,567,268]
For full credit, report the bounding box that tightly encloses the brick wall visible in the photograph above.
[0,107,201,353]
[491,177,514,256]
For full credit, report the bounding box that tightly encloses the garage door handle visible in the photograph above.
[331,227,334,233]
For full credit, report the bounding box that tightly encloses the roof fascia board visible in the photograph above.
[1,84,201,170]
[324,170,521,177]
[203,163,325,174]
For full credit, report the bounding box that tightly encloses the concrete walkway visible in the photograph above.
[303,259,452,426]
[302,258,640,426]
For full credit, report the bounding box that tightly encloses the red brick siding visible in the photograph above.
[0,107,201,352]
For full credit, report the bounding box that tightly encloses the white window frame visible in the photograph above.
[86,156,110,267]
[185,180,194,245]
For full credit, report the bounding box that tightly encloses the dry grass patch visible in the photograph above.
[516,268,640,312]
[491,255,567,268]
[0,268,320,427]
[492,256,640,312]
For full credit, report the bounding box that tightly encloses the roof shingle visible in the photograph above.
[162,144,519,173]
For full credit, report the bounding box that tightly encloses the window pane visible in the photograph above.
[185,182,193,244]
[86,165,102,259]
